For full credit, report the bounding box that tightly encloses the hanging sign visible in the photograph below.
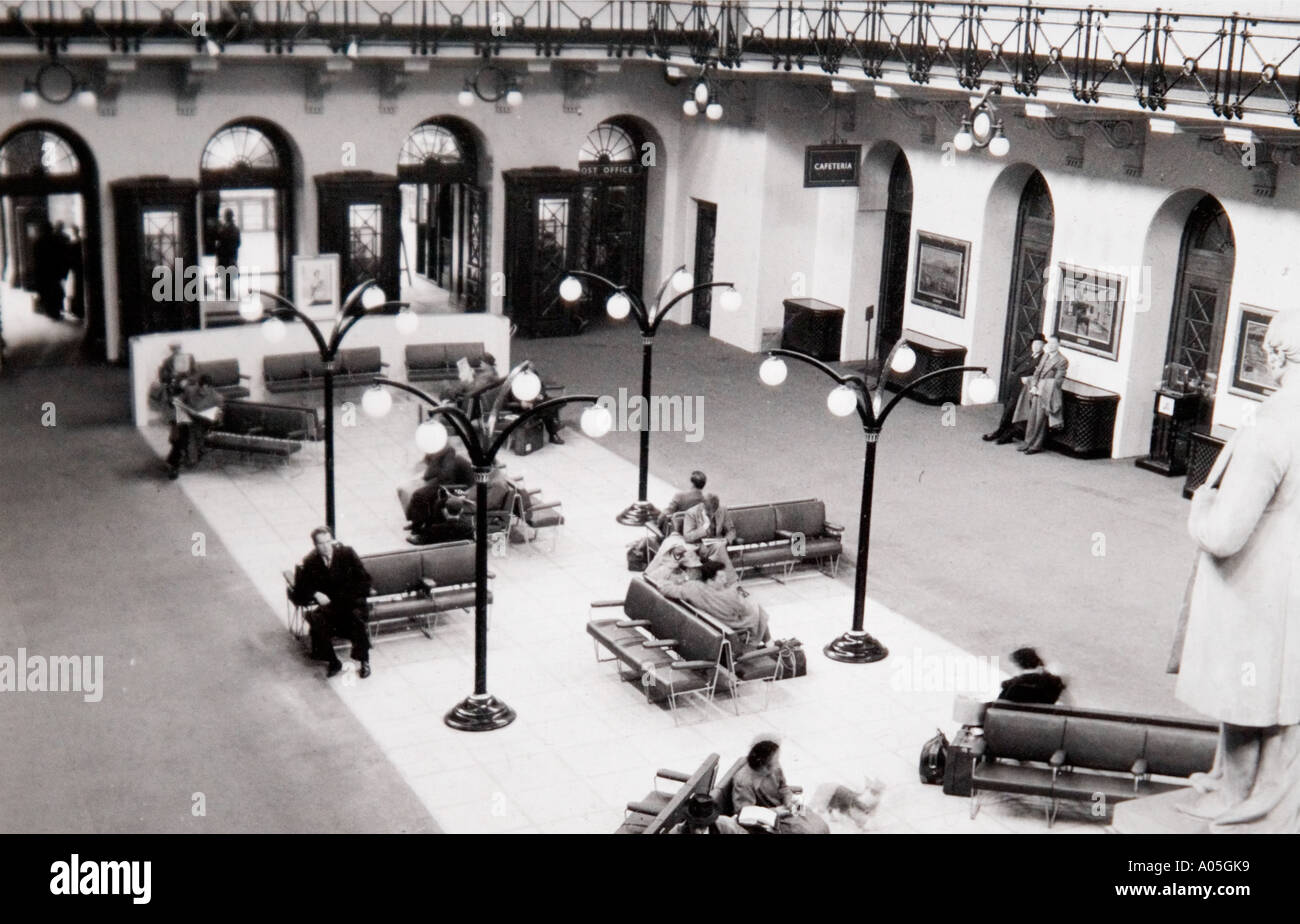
[804,144,861,187]
[578,161,645,178]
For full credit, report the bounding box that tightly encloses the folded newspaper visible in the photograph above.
[737,805,779,831]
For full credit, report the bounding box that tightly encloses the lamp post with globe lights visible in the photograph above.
[760,340,996,663]
[238,279,416,534]
[363,365,610,731]
[558,263,742,526]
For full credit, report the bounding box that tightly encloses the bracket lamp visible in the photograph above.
[458,64,523,107]
[952,83,1008,157]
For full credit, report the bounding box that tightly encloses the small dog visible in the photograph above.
[812,777,886,831]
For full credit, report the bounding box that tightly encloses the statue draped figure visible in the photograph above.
[1173,308,1300,832]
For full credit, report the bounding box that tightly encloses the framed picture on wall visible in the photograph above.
[1230,305,1278,399]
[1053,264,1125,360]
[912,232,970,317]
[293,254,340,322]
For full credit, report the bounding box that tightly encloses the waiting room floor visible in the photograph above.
[1,316,1203,833]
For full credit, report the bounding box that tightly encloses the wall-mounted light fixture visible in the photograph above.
[18,61,96,110]
[953,83,1008,157]
[682,66,723,120]
[457,64,523,107]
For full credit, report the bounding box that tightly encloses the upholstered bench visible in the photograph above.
[202,400,320,460]
[727,499,843,578]
[262,348,387,393]
[964,701,1218,826]
[616,753,720,834]
[405,342,488,382]
[194,358,250,399]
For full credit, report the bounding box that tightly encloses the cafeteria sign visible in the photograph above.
[804,144,861,188]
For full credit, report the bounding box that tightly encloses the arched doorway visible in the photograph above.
[503,118,648,337]
[0,122,104,361]
[199,120,295,300]
[876,151,913,359]
[999,171,1054,399]
[397,117,486,311]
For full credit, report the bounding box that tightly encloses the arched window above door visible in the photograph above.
[1188,198,1234,254]
[0,130,78,176]
[399,124,462,167]
[579,122,637,163]
[201,124,280,171]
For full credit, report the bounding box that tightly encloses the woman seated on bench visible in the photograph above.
[732,737,830,835]
[643,534,771,648]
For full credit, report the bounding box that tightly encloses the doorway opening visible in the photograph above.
[999,171,1055,400]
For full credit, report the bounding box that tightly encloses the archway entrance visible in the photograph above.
[0,123,104,364]
[397,118,486,311]
[876,151,912,359]
[999,171,1054,399]
[199,120,295,301]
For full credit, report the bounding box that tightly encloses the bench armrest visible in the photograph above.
[245,426,267,435]
[286,429,308,440]
[656,769,690,784]
[823,521,845,534]
[1130,758,1149,777]
[643,639,677,649]
[625,800,662,816]
[615,619,651,628]
[732,647,779,665]
[1049,749,1067,768]
[589,599,626,609]
[670,660,716,671]
[529,501,563,512]
[420,577,438,591]
[238,373,251,381]
[971,738,988,758]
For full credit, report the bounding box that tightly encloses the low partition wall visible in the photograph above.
[129,313,512,427]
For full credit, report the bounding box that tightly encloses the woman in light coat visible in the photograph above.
[1175,308,1300,831]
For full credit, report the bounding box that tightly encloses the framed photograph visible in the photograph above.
[1230,305,1278,399]
[912,232,970,317]
[293,254,340,322]
[1053,264,1126,360]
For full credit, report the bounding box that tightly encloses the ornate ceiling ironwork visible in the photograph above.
[5,2,1300,126]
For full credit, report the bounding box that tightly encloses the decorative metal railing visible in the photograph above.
[4,2,1300,124]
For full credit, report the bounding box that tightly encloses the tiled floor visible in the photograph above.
[144,395,1105,834]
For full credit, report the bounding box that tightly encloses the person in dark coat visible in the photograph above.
[214,209,242,299]
[165,374,223,479]
[405,445,474,542]
[983,334,1045,444]
[997,647,1066,704]
[289,527,374,678]
[32,220,66,320]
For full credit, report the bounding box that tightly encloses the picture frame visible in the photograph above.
[912,232,970,317]
[293,254,340,322]
[1229,305,1278,400]
[1053,264,1126,360]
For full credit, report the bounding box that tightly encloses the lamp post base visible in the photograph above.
[824,630,889,664]
[616,500,661,527]
[444,693,517,732]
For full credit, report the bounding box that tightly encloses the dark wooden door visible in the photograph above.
[314,171,401,303]
[1000,172,1054,400]
[111,178,200,339]
[462,184,486,312]
[692,201,717,329]
[503,169,581,337]
[1165,197,1235,428]
[876,153,912,358]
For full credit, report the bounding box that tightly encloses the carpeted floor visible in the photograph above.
[515,321,1199,718]
[0,360,438,833]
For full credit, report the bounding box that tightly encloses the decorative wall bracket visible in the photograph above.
[305,60,350,114]
[895,98,936,144]
[378,64,407,114]
[95,59,134,117]
[560,63,598,114]
[174,58,216,116]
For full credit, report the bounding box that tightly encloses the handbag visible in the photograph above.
[919,728,949,785]
[772,638,807,678]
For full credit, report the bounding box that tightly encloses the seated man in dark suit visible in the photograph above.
[408,494,475,546]
[288,527,374,679]
[405,444,474,541]
[657,470,708,534]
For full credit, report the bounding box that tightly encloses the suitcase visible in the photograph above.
[941,726,978,796]
[508,415,547,455]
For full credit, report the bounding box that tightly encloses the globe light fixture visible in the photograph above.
[989,125,1010,157]
[360,285,387,310]
[19,81,37,109]
[890,343,917,374]
[719,287,742,312]
[505,86,523,107]
[361,386,393,419]
[827,384,859,417]
[262,316,287,343]
[75,86,96,108]
[606,292,632,320]
[458,83,474,107]
[759,356,788,386]
[415,419,449,454]
[671,269,694,293]
[205,38,222,57]
[954,120,974,152]
[968,372,998,404]
[238,294,263,321]
[395,308,419,335]
[581,404,614,438]
[693,80,710,107]
[706,102,723,120]
[559,276,584,302]
[511,370,543,403]
[682,98,698,117]
[972,109,992,137]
